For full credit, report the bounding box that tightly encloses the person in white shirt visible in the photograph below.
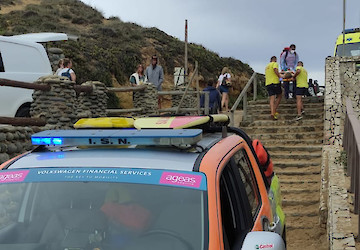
[216,67,232,112]
[57,58,76,82]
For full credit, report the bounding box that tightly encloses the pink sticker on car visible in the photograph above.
[160,172,202,188]
[0,170,29,183]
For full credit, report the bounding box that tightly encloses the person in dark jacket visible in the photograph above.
[200,79,221,114]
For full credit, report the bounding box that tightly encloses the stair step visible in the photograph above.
[250,131,323,140]
[245,113,323,121]
[283,203,319,215]
[282,198,319,206]
[247,103,324,110]
[281,188,319,194]
[279,181,319,191]
[244,119,324,127]
[276,166,320,175]
[265,145,322,153]
[273,161,321,168]
[271,153,322,161]
[245,107,325,115]
[244,125,324,134]
[260,139,324,146]
[278,174,320,183]
[248,96,324,105]
[285,214,321,229]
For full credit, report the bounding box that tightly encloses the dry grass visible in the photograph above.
[0,0,41,14]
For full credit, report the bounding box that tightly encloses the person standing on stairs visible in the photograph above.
[265,56,282,120]
[292,61,308,121]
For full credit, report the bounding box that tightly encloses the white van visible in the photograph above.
[0,33,68,117]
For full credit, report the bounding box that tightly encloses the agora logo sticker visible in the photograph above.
[256,244,274,249]
[0,170,29,183]
[160,172,202,188]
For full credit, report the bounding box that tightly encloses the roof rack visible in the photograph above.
[31,129,203,147]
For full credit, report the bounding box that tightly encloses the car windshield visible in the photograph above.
[0,168,208,250]
[336,42,360,56]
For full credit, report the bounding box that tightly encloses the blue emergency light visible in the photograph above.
[31,129,203,147]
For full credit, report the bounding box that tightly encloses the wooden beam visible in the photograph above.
[0,117,46,126]
[0,78,51,91]
[107,85,147,92]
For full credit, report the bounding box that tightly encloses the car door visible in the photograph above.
[217,143,274,249]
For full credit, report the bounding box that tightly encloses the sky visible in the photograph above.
[81,0,360,85]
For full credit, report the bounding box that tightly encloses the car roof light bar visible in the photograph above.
[31,129,203,147]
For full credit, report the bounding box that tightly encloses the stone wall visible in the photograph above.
[30,75,77,129]
[324,56,360,145]
[133,84,158,115]
[324,56,360,249]
[0,126,39,164]
[171,86,198,114]
[76,81,108,119]
[30,76,108,128]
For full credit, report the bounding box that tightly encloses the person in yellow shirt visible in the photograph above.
[292,61,308,120]
[265,56,282,120]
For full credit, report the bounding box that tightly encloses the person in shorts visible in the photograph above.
[292,61,308,120]
[216,67,231,112]
[265,56,282,120]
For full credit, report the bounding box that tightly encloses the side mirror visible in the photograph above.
[241,231,286,250]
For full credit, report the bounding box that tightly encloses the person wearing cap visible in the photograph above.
[292,61,308,121]
[145,55,164,108]
[280,44,299,99]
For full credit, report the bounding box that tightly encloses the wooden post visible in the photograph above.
[185,19,188,82]
[243,92,247,122]
[195,61,201,115]
[253,73,257,101]
[204,91,209,115]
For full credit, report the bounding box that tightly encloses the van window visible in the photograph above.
[336,43,360,57]
[233,149,260,218]
[0,52,4,72]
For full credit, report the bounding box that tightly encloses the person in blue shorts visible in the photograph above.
[216,67,231,112]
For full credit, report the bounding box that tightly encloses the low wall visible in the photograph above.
[324,56,360,145]
[0,126,40,164]
[324,56,360,249]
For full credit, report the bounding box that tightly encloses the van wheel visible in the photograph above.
[15,106,30,117]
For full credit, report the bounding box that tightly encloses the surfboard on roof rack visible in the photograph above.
[73,114,230,130]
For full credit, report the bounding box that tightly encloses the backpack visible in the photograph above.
[252,139,273,179]
[221,73,231,87]
[280,47,290,59]
[61,69,71,79]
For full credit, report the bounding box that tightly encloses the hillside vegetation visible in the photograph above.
[0,0,263,108]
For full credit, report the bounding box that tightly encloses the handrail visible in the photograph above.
[343,97,360,236]
[229,72,258,126]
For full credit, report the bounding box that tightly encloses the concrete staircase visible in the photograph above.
[241,96,327,250]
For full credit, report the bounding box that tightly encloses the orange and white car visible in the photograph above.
[0,116,285,250]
